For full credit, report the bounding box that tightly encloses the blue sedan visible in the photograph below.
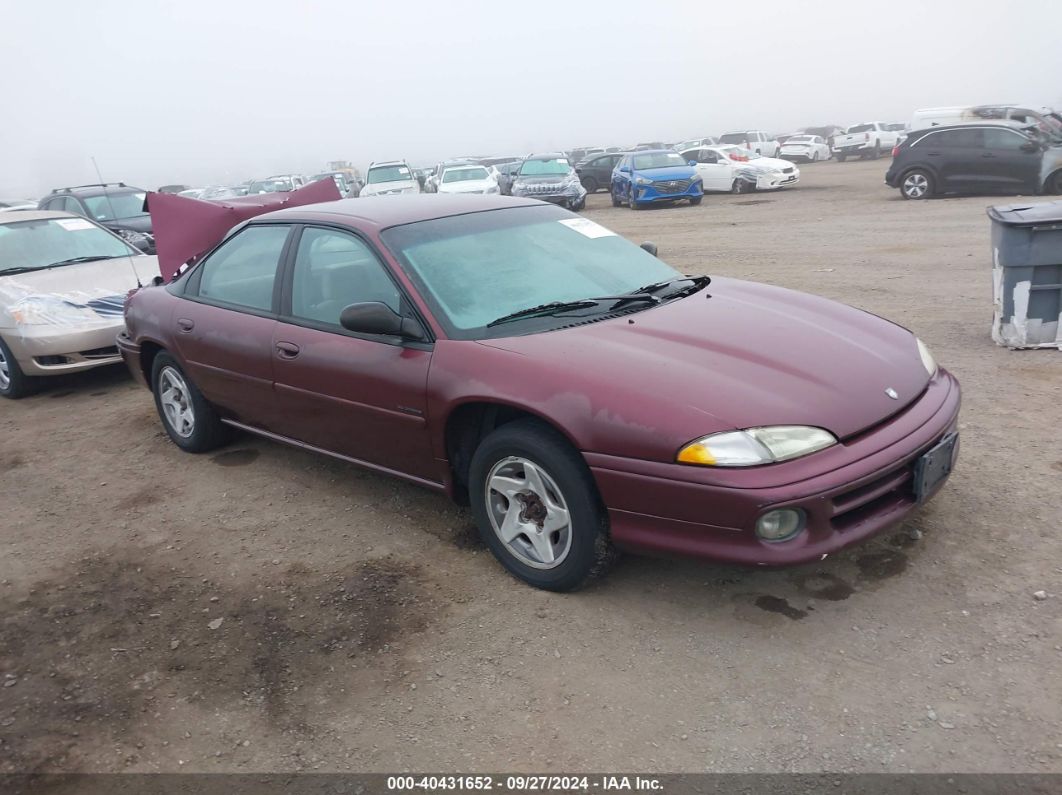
[610,150,703,209]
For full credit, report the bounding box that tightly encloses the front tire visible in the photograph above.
[627,186,641,210]
[1046,169,1062,195]
[836,153,847,162]
[0,336,37,399]
[469,420,615,592]
[581,176,598,194]
[900,169,933,200]
[689,195,702,206]
[610,186,622,207]
[151,352,232,452]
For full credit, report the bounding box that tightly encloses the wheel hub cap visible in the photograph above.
[485,456,572,569]
[0,347,10,390]
[158,366,195,438]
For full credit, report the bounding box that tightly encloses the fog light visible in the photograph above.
[755,509,804,542]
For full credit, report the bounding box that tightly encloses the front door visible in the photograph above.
[684,148,732,191]
[175,223,292,429]
[271,226,438,483]
[980,128,1043,192]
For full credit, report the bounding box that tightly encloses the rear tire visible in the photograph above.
[870,144,881,160]
[469,420,616,592]
[900,169,934,200]
[1046,170,1062,195]
[836,153,847,163]
[151,352,232,452]
[0,336,38,399]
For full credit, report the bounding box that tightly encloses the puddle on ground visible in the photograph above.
[754,595,807,620]
[211,449,260,467]
[796,572,854,601]
[856,550,908,581]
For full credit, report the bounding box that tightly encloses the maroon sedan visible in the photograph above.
[119,196,960,591]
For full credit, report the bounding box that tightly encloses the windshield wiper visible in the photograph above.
[487,299,602,327]
[629,274,711,296]
[45,255,127,268]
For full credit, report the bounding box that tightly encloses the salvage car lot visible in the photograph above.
[1,158,1060,773]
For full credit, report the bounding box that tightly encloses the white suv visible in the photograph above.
[360,161,421,197]
[718,130,779,158]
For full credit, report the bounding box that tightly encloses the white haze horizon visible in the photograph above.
[2,0,1061,198]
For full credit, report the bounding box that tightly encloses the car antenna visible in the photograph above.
[92,155,142,288]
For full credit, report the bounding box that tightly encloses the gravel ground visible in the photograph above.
[1,158,1060,774]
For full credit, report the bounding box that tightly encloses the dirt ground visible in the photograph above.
[1,159,1060,775]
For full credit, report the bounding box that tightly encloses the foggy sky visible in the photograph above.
[3,0,1061,198]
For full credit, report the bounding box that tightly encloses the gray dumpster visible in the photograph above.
[987,201,1062,349]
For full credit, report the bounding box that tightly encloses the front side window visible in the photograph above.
[983,129,1028,150]
[196,225,290,312]
[290,227,400,327]
[381,205,678,339]
[82,191,147,222]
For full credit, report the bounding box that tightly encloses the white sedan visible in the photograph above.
[680,146,800,192]
[779,135,832,162]
[436,164,500,195]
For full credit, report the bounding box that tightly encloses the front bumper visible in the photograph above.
[512,183,587,207]
[585,369,961,566]
[755,170,800,190]
[633,181,703,204]
[3,322,126,376]
[116,331,148,387]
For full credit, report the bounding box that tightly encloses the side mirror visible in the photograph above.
[1020,141,1039,153]
[640,241,658,257]
[687,160,697,167]
[619,165,630,173]
[340,302,425,341]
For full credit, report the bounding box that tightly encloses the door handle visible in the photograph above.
[275,341,300,359]
[177,318,194,332]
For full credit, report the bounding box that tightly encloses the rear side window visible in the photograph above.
[197,225,290,312]
[929,129,984,148]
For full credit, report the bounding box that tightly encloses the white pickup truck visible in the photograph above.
[832,122,901,161]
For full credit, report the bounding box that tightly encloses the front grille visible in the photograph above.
[782,167,795,174]
[526,183,564,194]
[35,355,71,366]
[653,179,691,194]
[829,463,914,532]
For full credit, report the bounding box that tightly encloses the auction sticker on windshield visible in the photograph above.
[558,218,616,239]
[55,218,95,231]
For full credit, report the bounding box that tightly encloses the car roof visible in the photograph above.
[525,152,567,160]
[914,123,1028,132]
[253,195,542,230]
[49,184,142,196]
[369,160,409,168]
[0,209,78,225]
[630,149,677,155]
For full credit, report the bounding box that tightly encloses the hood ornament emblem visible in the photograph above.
[885,387,899,400]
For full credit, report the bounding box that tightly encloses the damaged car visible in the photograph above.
[38,183,155,254]
[120,195,961,591]
[509,154,587,210]
[0,210,160,398]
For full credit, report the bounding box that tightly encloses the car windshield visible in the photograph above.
[848,124,875,133]
[518,158,570,176]
[381,205,679,339]
[81,191,147,222]
[248,179,293,194]
[786,136,813,143]
[367,166,413,184]
[719,133,749,144]
[632,152,687,170]
[442,167,489,183]
[0,217,136,272]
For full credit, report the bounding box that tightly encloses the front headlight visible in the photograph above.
[11,297,101,326]
[634,176,652,186]
[916,337,937,377]
[677,426,838,467]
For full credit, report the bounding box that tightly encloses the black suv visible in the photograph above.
[38,183,155,253]
[575,152,623,193]
[885,125,1062,200]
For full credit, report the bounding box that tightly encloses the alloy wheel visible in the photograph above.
[158,366,196,438]
[903,172,929,199]
[0,346,9,391]
[484,456,572,569]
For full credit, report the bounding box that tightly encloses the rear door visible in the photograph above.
[175,223,292,429]
[981,128,1043,192]
[271,225,437,482]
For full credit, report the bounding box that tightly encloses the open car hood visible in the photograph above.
[146,179,341,282]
